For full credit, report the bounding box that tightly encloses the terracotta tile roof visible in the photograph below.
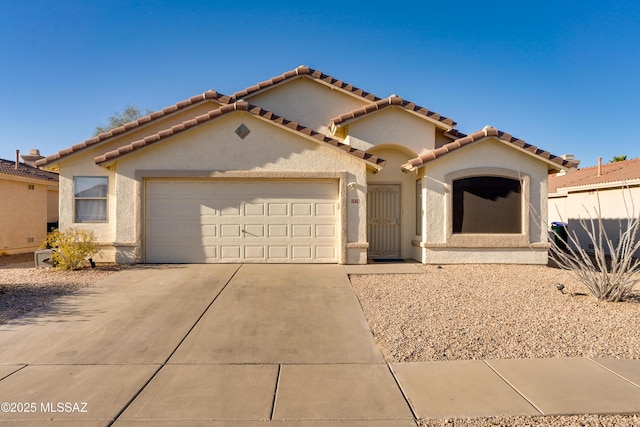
[0,158,58,182]
[36,90,234,167]
[232,65,380,102]
[329,95,456,130]
[549,157,640,193]
[93,102,386,169]
[401,126,579,172]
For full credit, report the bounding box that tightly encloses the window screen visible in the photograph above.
[452,176,521,233]
[74,176,108,222]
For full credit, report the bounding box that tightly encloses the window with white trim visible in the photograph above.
[74,176,108,223]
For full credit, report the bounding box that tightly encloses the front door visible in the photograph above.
[367,184,401,259]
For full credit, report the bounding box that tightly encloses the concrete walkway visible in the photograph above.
[0,264,638,426]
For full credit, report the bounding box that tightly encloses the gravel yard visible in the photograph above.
[351,264,640,362]
[352,263,640,427]
[0,253,126,324]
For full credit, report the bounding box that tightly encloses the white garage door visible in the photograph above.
[145,180,339,263]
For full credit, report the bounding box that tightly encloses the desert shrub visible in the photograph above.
[550,193,640,302]
[44,228,99,270]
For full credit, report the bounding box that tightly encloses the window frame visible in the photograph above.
[445,168,530,248]
[73,176,108,223]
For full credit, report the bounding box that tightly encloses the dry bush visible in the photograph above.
[550,191,640,302]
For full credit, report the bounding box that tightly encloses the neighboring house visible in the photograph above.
[549,157,640,256]
[37,66,576,265]
[0,152,59,255]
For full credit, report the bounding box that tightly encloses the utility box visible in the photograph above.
[34,249,53,268]
[551,222,568,251]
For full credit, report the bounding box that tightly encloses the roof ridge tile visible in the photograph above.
[231,66,381,102]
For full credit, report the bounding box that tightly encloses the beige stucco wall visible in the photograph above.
[420,138,550,264]
[56,154,117,262]
[47,188,59,223]
[550,186,640,256]
[0,177,54,254]
[245,77,369,134]
[346,108,436,155]
[60,111,371,263]
[548,194,567,224]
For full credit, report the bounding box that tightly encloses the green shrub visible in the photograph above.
[44,228,99,270]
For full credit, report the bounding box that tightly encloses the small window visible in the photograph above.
[28,184,35,190]
[453,176,521,234]
[74,177,108,223]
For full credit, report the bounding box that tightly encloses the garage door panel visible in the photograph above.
[268,224,288,237]
[244,224,265,237]
[201,225,218,237]
[245,203,265,216]
[292,203,312,216]
[316,224,336,238]
[221,224,241,237]
[221,246,241,259]
[316,246,336,259]
[221,205,241,216]
[292,246,312,259]
[145,180,339,263]
[244,246,265,259]
[316,203,336,216]
[292,224,312,238]
[268,203,288,216]
[268,246,288,258]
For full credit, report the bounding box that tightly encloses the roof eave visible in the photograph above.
[36,91,233,168]
[332,107,455,133]
[559,178,640,193]
[401,131,577,173]
[95,103,386,171]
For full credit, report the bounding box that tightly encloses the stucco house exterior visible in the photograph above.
[0,153,59,255]
[37,66,576,264]
[549,157,640,256]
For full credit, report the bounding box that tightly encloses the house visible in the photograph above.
[549,157,640,256]
[37,66,576,264]
[0,151,59,255]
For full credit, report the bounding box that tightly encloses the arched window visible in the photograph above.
[452,176,521,234]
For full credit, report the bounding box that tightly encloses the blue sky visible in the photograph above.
[1,0,639,168]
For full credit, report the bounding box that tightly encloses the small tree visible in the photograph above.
[45,228,99,270]
[94,105,152,136]
[609,155,627,163]
[550,190,640,302]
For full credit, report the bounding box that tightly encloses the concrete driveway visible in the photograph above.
[0,264,415,426]
[5,264,638,425]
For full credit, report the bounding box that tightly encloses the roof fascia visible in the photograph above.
[95,103,385,172]
[0,172,59,186]
[331,105,454,135]
[36,92,232,168]
[559,178,640,193]
[402,134,574,173]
